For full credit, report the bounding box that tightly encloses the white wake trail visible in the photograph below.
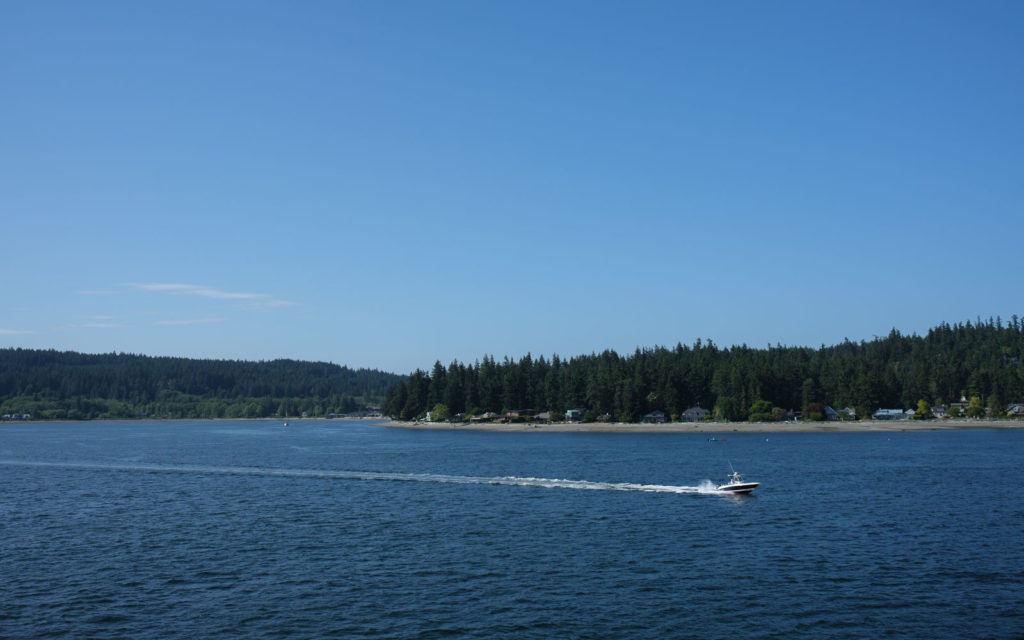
[1,460,720,494]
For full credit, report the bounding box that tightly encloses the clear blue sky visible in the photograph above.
[2,1,1021,373]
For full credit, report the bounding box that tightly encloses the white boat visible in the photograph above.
[717,471,759,495]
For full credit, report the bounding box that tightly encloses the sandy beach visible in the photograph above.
[379,419,1024,433]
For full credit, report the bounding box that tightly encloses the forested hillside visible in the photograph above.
[382,317,1024,422]
[0,350,403,420]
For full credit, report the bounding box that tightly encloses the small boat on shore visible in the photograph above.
[717,470,759,495]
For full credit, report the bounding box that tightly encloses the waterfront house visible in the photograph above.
[565,408,586,422]
[471,412,500,423]
[1007,404,1024,418]
[681,406,710,422]
[641,411,666,424]
[872,408,909,420]
[950,401,969,416]
[824,406,856,421]
[504,409,535,422]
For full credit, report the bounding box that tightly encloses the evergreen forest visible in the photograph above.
[4,317,1023,423]
[381,317,1024,422]
[0,350,403,420]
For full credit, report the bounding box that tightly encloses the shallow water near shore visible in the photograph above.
[2,420,1022,638]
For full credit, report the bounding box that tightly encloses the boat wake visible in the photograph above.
[1,460,722,494]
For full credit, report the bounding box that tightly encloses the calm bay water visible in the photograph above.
[1,420,1022,639]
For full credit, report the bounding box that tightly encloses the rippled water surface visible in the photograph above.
[2,421,1022,639]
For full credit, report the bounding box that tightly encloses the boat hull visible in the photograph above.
[717,482,759,495]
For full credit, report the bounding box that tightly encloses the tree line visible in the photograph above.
[0,349,404,420]
[381,317,1024,422]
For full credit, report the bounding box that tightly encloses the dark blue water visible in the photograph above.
[2,421,1022,639]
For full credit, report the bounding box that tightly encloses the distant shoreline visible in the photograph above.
[3,417,1020,432]
[378,419,1024,433]
[0,416,380,424]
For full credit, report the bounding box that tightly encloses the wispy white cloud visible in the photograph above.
[65,323,127,329]
[128,283,295,308]
[244,298,296,310]
[59,314,127,329]
[154,316,227,326]
[131,283,258,300]
[0,328,36,335]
